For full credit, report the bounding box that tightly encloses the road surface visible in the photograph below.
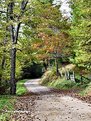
[24,79,51,94]
[11,79,91,121]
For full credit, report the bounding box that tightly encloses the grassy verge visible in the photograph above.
[0,79,28,120]
[0,95,15,121]
[16,79,28,96]
[41,68,91,95]
[79,82,91,96]
[47,78,76,90]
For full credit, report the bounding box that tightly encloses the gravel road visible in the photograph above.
[10,79,91,121]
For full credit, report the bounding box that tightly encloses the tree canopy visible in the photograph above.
[0,0,91,94]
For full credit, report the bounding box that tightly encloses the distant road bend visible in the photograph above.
[24,79,51,94]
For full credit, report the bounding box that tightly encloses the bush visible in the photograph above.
[41,67,58,85]
[56,79,76,89]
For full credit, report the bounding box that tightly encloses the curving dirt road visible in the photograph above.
[24,79,51,94]
[11,79,91,121]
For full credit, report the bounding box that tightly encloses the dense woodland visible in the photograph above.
[0,0,91,95]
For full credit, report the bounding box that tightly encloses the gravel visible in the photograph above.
[5,79,91,121]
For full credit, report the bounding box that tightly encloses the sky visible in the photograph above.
[53,0,71,18]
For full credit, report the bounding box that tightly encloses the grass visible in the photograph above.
[43,76,90,91]
[0,95,15,121]
[0,113,11,121]
[79,82,91,96]
[16,79,28,96]
[0,79,28,120]
[41,68,91,95]
[46,78,76,90]
[0,96,15,110]
[41,68,77,90]
[41,67,58,85]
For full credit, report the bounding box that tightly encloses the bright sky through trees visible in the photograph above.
[53,0,71,18]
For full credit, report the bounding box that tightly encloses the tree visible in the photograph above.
[28,1,71,75]
[0,0,29,94]
[0,0,10,87]
[70,0,91,71]
[8,0,28,94]
[0,0,72,94]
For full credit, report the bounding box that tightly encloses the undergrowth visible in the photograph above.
[41,67,91,95]
[0,95,15,121]
[80,82,91,96]
[0,79,28,120]
[41,67,58,85]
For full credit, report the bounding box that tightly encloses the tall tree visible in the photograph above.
[8,0,28,94]
[28,1,71,75]
[0,0,29,94]
[70,0,91,71]
[0,0,9,86]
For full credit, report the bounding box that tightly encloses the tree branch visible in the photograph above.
[10,25,15,42]
[21,0,28,11]
[14,1,29,43]
[14,22,22,44]
[0,10,7,13]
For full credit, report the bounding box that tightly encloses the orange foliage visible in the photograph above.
[32,31,69,60]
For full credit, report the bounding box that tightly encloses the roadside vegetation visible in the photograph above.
[0,0,90,120]
[41,65,91,96]
[16,79,28,96]
[0,79,28,120]
[0,0,91,95]
[0,95,15,121]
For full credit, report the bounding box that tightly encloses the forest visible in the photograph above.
[0,0,91,94]
[0,0,91,120]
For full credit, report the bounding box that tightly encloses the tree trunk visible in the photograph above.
[10,47,16,95]
[0,55,5,86]
[1,55,5,69]
[8,0,28,95]
[55,57,59,76]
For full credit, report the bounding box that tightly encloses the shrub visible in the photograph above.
[41,67,58,85]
